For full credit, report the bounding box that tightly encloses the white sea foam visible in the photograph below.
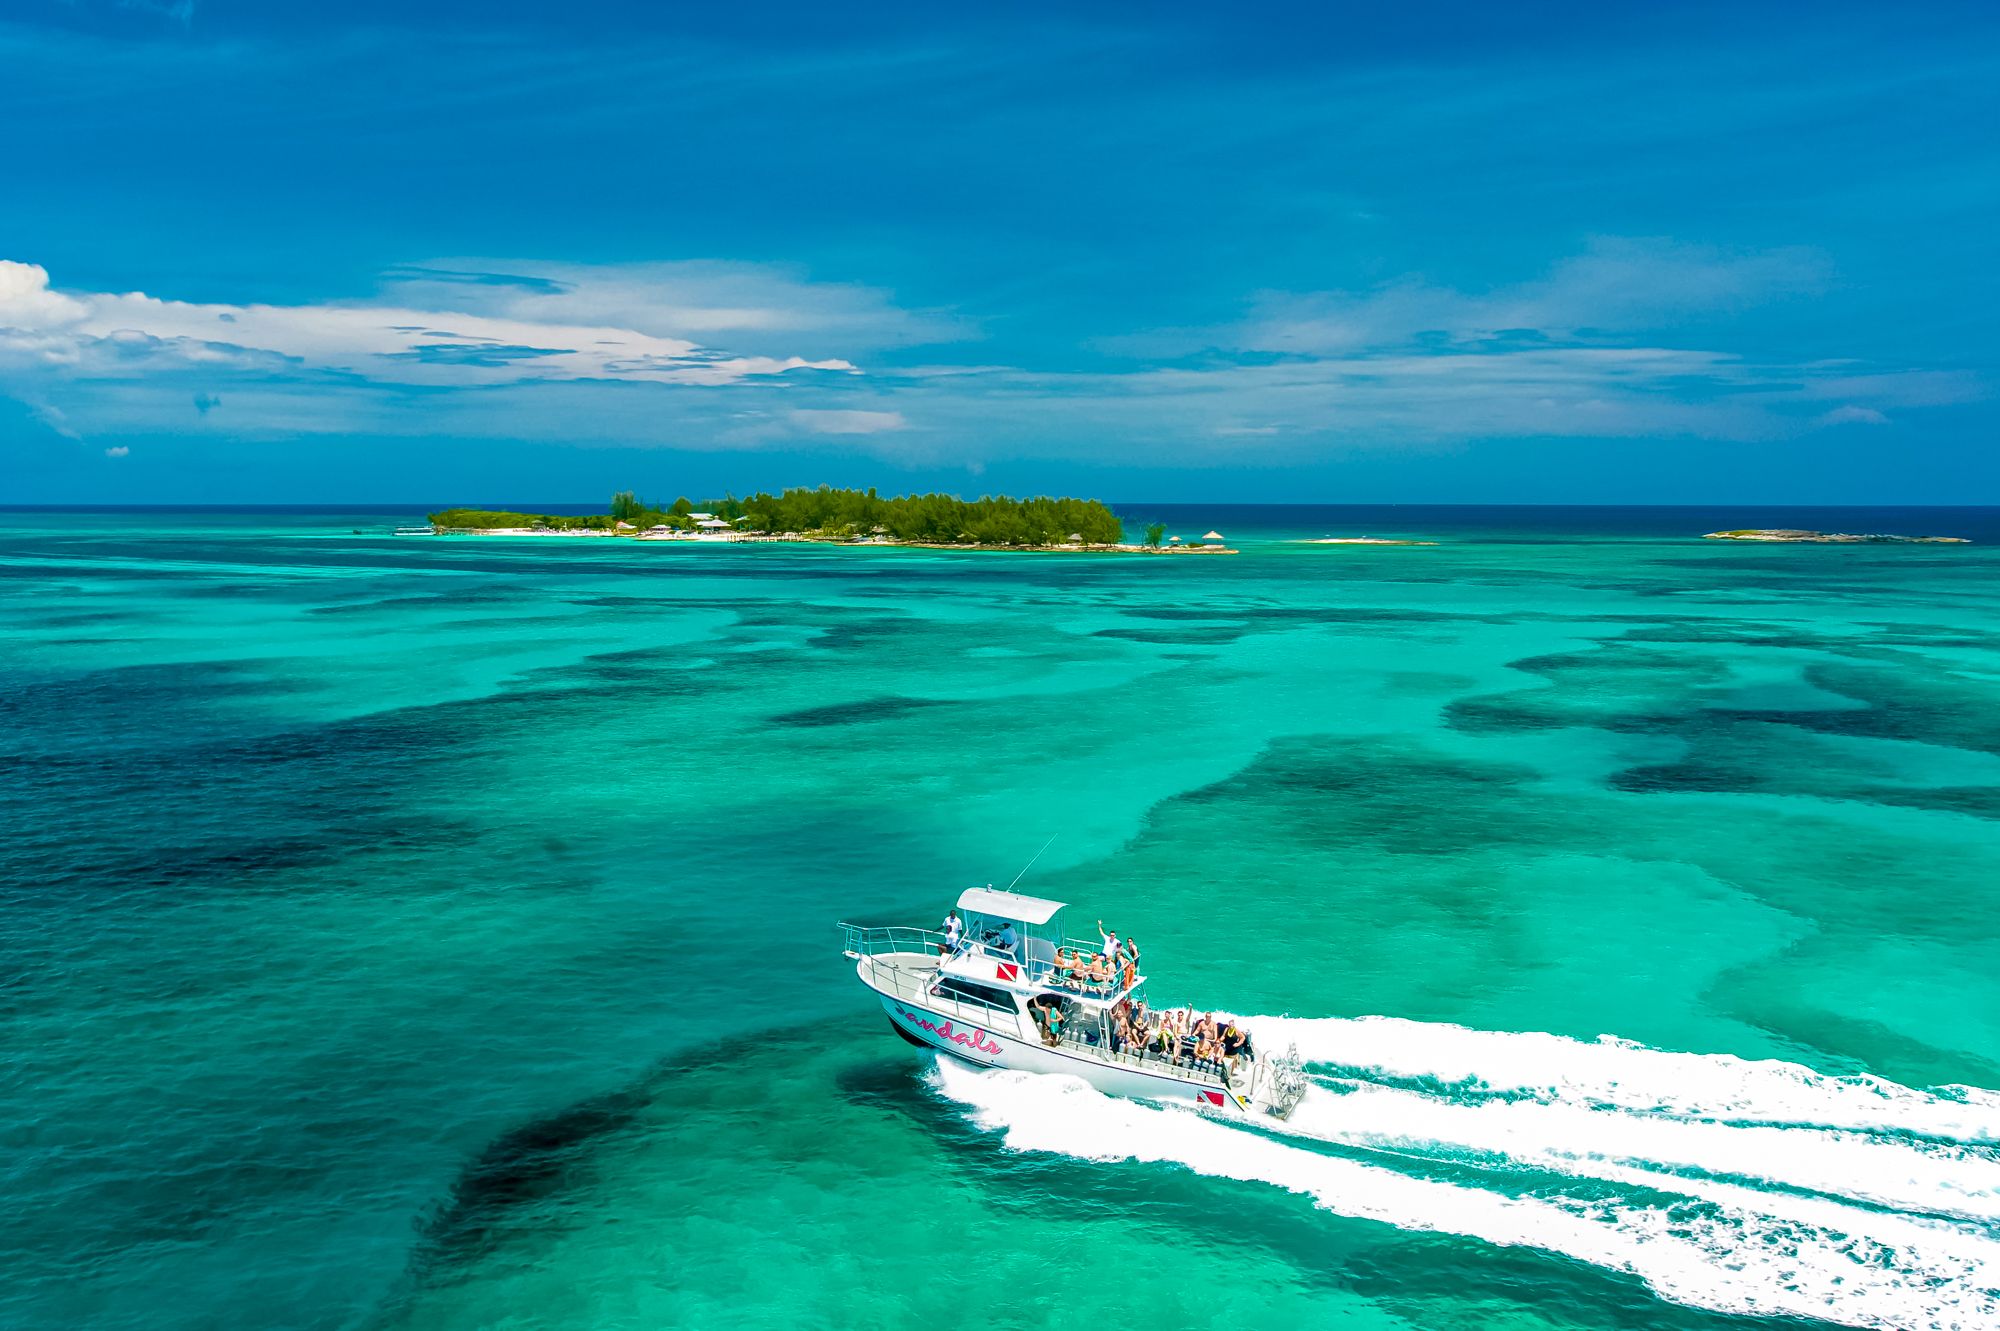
[1282,1080,2000,1223]
[1245,1014,2000,1142]
[925,1027,2000,1331]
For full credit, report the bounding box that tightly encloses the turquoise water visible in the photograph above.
[3,505,1998,1331]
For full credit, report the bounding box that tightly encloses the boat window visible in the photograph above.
[934,977,1016,1013]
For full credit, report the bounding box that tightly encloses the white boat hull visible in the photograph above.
[862,958,1254,1114]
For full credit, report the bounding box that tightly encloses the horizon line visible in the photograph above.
[5,501,1998,513]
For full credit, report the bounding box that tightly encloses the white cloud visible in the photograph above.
[1221,239,1830,357]
[0,257,863,388]
[1008,240,1976,458]
[0,243,1975,464]
[1794,369,1979,407]
[382,261,970,356]
[0,262,91,327]
[22,396,81,441]
[787,408,907,435]
[1816,404,1891,427]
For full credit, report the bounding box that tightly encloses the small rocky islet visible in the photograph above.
[1702,529,1971,544]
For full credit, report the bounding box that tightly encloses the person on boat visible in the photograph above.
[1107,1000,1134,1052]
[1095,920,1121,962]
[1179,1014,1203,1065]
[1043,1004,1066,1046]
[993,921,1020,961]
[1195,1031,1223,1068]
[1115,1012,1142,1056]
[1219,1019,1248,1067]
[1128,998,1151,1042]
[939,910,964,956]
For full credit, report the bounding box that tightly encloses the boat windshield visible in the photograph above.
[958,909,1066,970]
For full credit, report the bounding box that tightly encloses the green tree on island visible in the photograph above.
[1144,522,1166,547]
[428,485,1126,546]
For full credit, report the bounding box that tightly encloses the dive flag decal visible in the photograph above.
[996,962,1019,981]
[1198,1089,1225,1107]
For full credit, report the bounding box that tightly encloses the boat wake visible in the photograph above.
[924,1016,2000,1331]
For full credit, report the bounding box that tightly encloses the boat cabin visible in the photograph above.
[942,886,1142,1007]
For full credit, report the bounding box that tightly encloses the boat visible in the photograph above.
[840,887,1309,1117]
[393,526,436,536]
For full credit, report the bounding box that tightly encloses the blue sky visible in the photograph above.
[2,1,1995,503]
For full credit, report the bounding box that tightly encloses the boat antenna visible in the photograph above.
[1006,834,1058,892]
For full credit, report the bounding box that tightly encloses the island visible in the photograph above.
[1703,529,1971,544]
[424,488,1237,553]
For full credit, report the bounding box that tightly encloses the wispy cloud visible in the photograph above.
[381,261,969,358]
[1104,239,1831,359]
[1816,404,1891,427]
[1037,239,1971,456]
[0,258,869,389]
[0,242,1978,462]
[24,398,81,441]
[1250,247,1824,352]
[787,409,907,435]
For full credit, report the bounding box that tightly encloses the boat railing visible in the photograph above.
[839,922,946,959]
[1020,937,1141,999]
[840,922,1027,1040]
[1044,1026,1231,1087]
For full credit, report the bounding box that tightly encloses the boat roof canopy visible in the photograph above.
[957,886,1066,925]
